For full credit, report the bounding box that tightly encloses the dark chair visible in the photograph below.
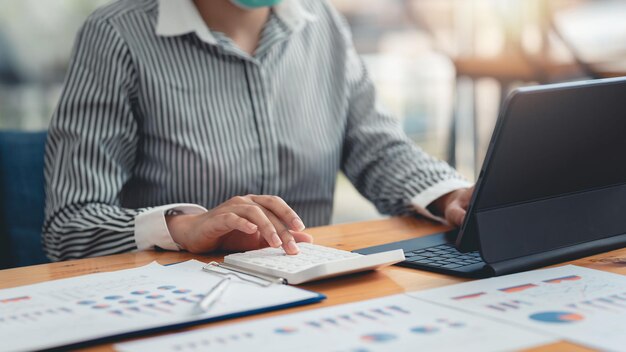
[0,130,49,269]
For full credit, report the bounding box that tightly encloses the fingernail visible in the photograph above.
[285,240,299,254]
[271,233,282,247]
[247,223,258,232]
[292,218,305,231]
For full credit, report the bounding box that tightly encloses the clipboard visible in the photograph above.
[203,261,287,286]
[0,260,326,351]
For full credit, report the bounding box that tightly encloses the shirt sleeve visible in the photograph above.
[334,11,470,218]
[43,16,144,261]
[134,204,208,251]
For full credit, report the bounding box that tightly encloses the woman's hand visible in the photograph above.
[431,186,475,227]
[166,195,312,255]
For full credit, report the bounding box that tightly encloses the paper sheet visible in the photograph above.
[115,294,554,352]
[409,265,626,352]
[0,260,321,351]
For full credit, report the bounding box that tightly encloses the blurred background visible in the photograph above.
[1,0,625,224]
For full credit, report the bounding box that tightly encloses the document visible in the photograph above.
[409,265,626,352]
[0,260,323,352]
[115,294,554,352]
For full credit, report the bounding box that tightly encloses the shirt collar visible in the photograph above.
[155,0,316,45]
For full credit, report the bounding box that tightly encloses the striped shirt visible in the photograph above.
[43,0,469,261]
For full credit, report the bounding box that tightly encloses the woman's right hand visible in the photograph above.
[166,195,311,255]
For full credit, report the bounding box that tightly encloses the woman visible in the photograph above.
[43,0,473,261]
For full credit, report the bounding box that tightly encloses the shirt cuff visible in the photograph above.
[134,203,208,251]
[410,179,473,224]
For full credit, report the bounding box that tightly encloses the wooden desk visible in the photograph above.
[2,217,625,352]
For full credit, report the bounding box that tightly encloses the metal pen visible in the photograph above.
[194,276,231,314]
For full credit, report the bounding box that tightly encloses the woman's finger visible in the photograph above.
[250,195,305,231]
[290,231,314,243]
[228,204,283,248]
[205,212,258,237]
[219,230,268,252]
[255,206,299,255]
[445,202,466,227]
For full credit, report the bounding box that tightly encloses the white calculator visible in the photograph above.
[217,243,405,285]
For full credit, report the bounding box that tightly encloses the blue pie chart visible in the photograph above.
[361,333,397,343]
[274,327,298,335]
[410,326,439,334]
[529,311,584,324]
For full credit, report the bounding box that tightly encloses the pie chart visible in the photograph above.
[529,311,584,324]
[274,327,298,335]
[361,333,397,343]
[410,326,439,334]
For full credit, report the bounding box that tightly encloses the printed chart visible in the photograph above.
[116,294,553,352]
[0,260,320,351]
[410,265,626,351]
[0,275,203,330]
